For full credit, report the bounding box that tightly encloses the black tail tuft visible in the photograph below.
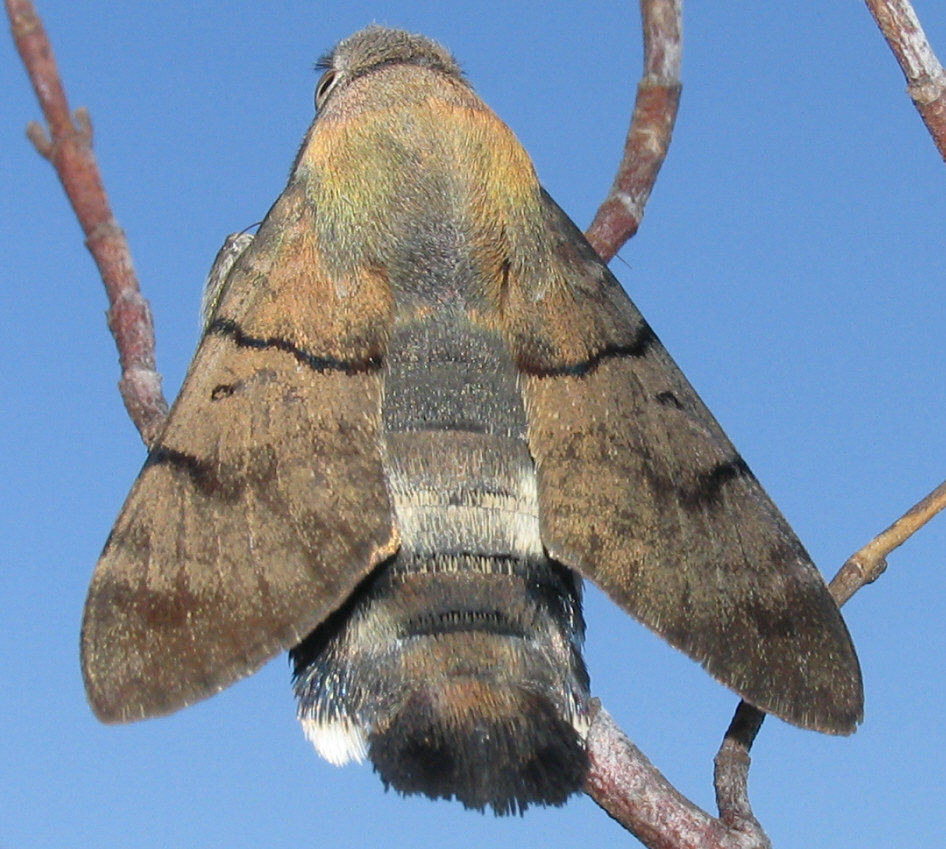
[368,683,588,816]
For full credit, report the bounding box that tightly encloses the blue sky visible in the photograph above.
[2,3,945,847]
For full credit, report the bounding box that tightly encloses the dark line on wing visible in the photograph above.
[144,445,244,501]
[684,456,753,507]
[643,455,753,509]
[211,383,237,400]
[208,317,382,374]
[518,323,658,377]
[655,390,684,409]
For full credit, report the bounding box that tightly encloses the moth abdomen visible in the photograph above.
[291,553,590,815]
[291,302,591,814]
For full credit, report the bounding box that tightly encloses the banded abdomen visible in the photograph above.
[292,296,590,815]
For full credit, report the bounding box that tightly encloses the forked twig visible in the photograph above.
[583,6,946,839]
[586,705,770,849]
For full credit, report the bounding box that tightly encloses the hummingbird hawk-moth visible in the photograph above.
[81,26,863,816]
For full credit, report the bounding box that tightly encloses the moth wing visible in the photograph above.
[511,192,862,733]
[82,179,398,723]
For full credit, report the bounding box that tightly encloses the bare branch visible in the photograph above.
[864,0,946,160]
[585,0,683,261]
[585,705,770,849]
[831,478,946,607]
[7,0,168,444]
[713,702,766,834]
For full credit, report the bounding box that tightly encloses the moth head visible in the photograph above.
[313,25,467,113]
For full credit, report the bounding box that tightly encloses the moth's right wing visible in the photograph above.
[511,192,862,734]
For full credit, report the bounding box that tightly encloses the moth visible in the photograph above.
[82,26,863,816]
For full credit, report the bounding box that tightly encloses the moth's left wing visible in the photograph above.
[82,179,398,723]
[508,191,862,734]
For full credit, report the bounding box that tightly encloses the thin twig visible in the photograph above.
[713,703,766,831]
[864,0,946,160]
[585,0,683,261]
[7,0,168,444]
[831,478,946,606]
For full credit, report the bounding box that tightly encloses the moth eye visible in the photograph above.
[315,69,339,111]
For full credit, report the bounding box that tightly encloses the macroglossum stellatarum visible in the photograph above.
[82,26,863,816]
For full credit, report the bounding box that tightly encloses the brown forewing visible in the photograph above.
[81,176,398,723]
[511,193,863,734]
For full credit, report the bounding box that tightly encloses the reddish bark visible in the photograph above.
[865,0,946,161]
[585,0,683,262]
[9,0,167,444]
